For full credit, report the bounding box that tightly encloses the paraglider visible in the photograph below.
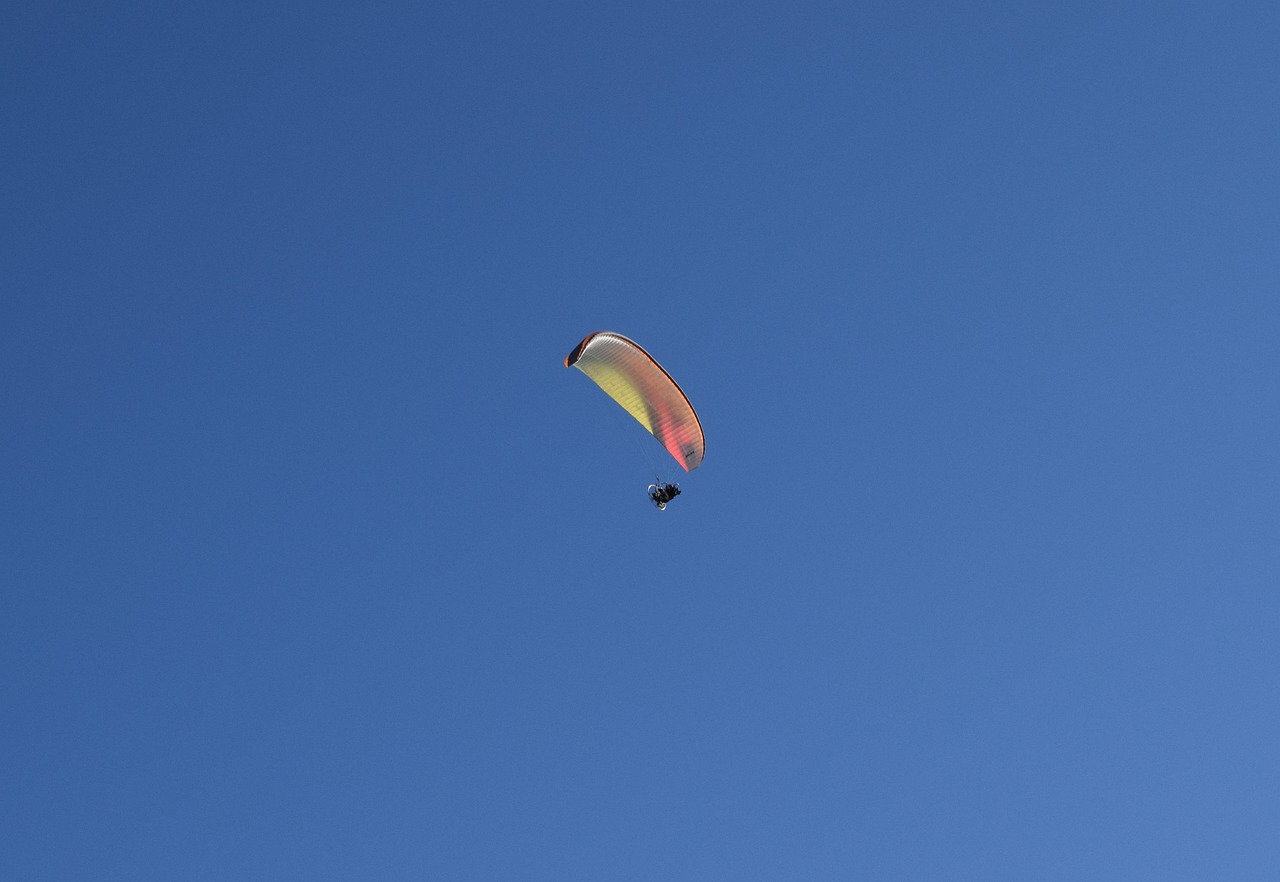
[565,331,704,509]
[647,481,681,510]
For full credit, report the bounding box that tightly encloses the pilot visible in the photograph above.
[650,483,681,507]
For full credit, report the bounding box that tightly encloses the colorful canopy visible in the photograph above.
[565,331,705,471]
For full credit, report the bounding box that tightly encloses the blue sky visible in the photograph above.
[4,2,1280,878]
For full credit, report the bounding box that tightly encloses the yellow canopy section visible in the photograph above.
[565,331,705,471]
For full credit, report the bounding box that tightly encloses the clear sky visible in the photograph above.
[4,2,1279,879]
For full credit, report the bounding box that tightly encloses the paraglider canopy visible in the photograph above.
[565,331,705,472]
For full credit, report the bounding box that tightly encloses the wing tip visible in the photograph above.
[564,331,605,368]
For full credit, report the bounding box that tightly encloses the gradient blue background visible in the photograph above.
[4,2,1279,878]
